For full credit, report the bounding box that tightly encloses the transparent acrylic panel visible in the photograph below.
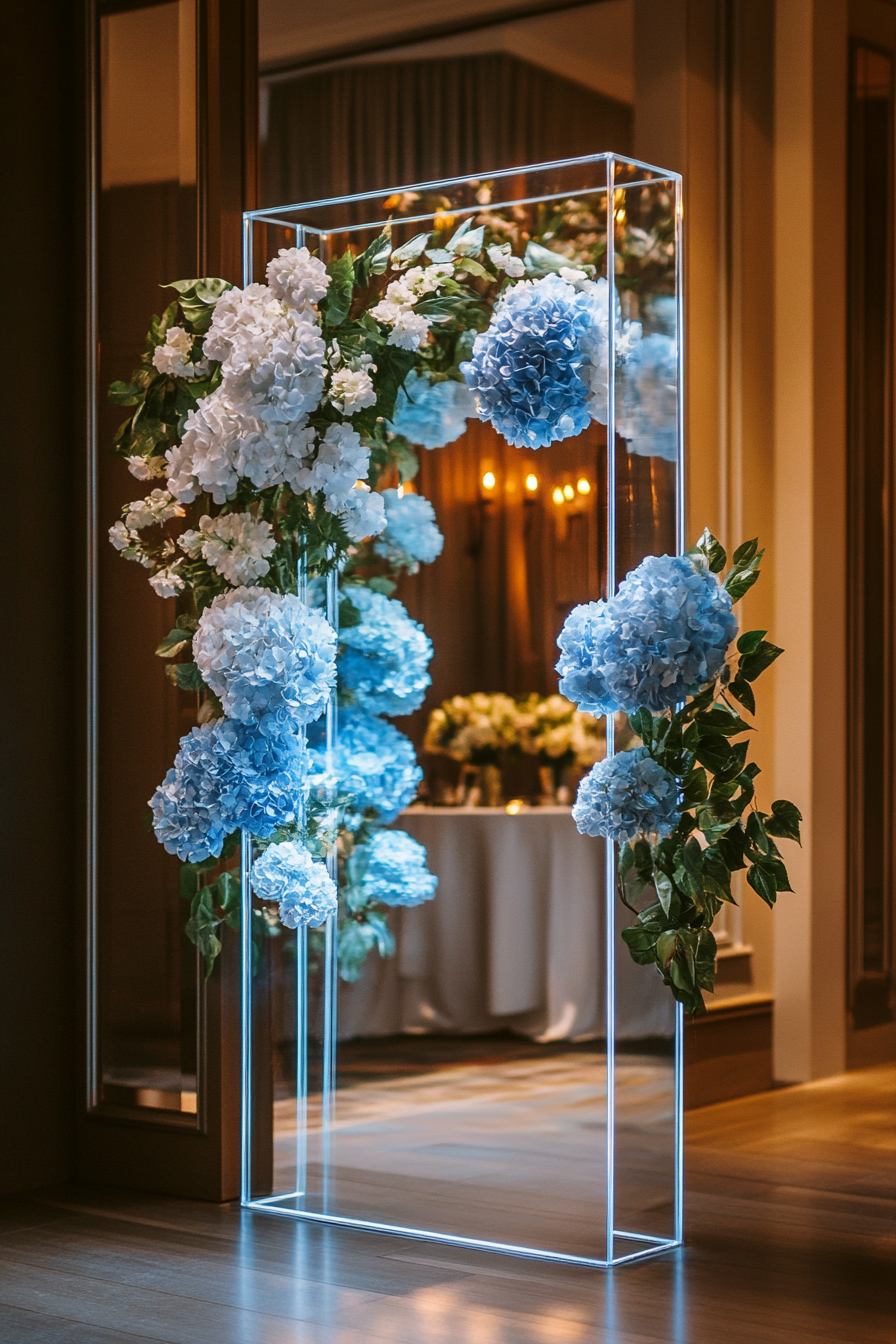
[610,169,683,1258]
[242,155,683,1267]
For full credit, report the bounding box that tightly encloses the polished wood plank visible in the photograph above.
[0,1066,891,1343]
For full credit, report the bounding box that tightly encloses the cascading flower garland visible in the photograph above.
[558,531,802,1012]
[108,188,706,994]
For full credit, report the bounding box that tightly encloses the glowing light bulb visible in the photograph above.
[525,473,538,492]
[505,798,524,815]
[563,483,575,500]
[552,487,565,505]
[482,471,496,490]
[576,477,591,495]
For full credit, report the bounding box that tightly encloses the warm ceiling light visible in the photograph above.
[552,486,565,505]
[482,471,496,490]
[525,473,538,492]
[563,483,575,500]
[576,477,591,495]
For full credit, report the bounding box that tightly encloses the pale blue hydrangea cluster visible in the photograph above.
[311,710,422,825]
[556,553,738,714]
[251,840,337,928]
[373,490,444,574]
[617,331,679,462]
[338,585,433,717]
[387,370,477,449]
[193,586,336,723]
[573,746,681,843]
[355,829,438,907]
[150,715,307,862]
[460,274,594,449]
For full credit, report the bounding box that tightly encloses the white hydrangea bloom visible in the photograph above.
[124,489,185,531]
[369,263,453,351]
[292,421,369,512]
[487,243,525,277]
[266,246,331,312]
[203,283,326,402]
[167,385,246,503]
[108,520,135,551]
[178,512,277,586]
[126,454,167,480]
[340,484,387,541]
[152,326,210,380]
[149,567,186,598]
[235,417,317,493]
[329,366,377,415]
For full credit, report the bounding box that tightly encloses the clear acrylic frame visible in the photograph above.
[240,154,685,1269]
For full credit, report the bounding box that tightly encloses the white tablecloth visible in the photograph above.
[338,807,675,1042]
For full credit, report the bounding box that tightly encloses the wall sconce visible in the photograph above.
[552,486,565,505]
[525,473,538,493]
[576,477,591,495]
[563,483,575,501]
[481,470,496,491]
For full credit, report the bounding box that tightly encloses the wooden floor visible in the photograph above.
[0,1064,893,1343]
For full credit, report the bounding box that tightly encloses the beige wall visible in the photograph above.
[636,0,853,1081]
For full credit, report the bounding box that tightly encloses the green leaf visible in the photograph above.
[164,277,231,332]
[694,736,734,773]
[739,640,784,682]
[725,566,761,602]
[628,708,655,744]
[366,575,397,596]
[455,256,492,280]
[173,661,206,691]
[656,931,678,968]
[413,295,468,320]
[388,434,420,483]
[764,798,803,843]
[156,627,193,658]
[732,539,759,567]
[654,868,676,916]
[680,766,709,808]
[727,675,756,716]
[696,705,753,736]
[736,629,767,655]
[691,527,727,573]
[747,862,777,907]
[746,810,771,855]
[354,227,392,286]
[523,240,571,275]
[450,225,486,257]
[621,924,660,965]
[391,232,431,267]
[338,594,362,628]
[322,249,355,326]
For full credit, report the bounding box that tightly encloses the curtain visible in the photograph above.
[261,51,632,206]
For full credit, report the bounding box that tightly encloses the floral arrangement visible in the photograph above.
[558,531,801,1012]
[424,692,521,767]
[108,186,681,982]
[424,691,603,778]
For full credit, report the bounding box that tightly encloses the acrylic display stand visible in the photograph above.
[240,155,684,1269]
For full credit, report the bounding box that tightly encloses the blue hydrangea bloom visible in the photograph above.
[251,840,337,928]
[556,553,738,714]
[338,585,433,717]
[460,274,594,449]
[617,331,679,462]
[573,746,681,843]
[354,829,438,907]
[388,370,476,449]
[193,586,336,724]
[150,714,308,862]
[311,710,422,825]
[373,490,444,574]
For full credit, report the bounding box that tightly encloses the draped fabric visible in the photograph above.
[261,52,633,206]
